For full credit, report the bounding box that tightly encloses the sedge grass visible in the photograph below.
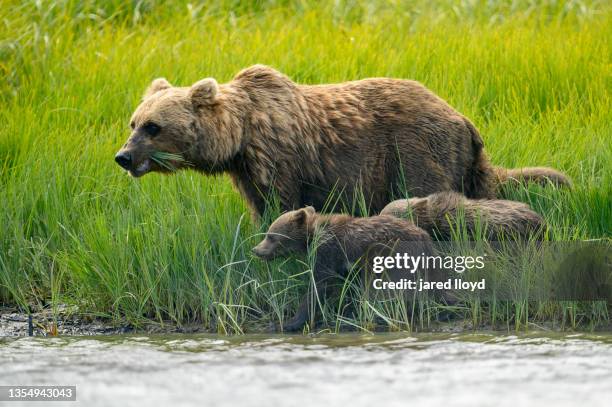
[0,0,610,333]
[150,151,191,172]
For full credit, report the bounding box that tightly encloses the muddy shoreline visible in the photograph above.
[0,306,209,337]
[2,305,610,337]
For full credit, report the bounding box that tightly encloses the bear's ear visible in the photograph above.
[189,78,218,107]
[144,78,172,98]
[293,207,314,224]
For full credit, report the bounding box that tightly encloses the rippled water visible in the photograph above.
[1,332,611,407]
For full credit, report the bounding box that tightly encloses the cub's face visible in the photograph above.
[115,77,219,177]
[252,207,315,260]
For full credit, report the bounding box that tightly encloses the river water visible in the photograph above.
[1,332,611,406]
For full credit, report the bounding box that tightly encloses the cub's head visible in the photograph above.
[115,77,227,177]
[252,206,316,260]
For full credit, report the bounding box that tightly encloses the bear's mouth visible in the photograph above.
[254,252,273,260]
[128,159,151,177]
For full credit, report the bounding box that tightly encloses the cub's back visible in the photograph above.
[318,215,432,262]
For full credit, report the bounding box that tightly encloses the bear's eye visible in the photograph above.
[143,122,161,137]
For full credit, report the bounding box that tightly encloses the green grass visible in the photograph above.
[0,0,610,333]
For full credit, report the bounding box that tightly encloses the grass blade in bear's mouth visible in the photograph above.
[150,151,189,171]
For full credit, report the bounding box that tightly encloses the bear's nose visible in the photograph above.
[115,151,132,170]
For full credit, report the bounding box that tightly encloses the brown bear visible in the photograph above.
[115,65,570,216]
[252,206,435,331]
[380,191,546,241]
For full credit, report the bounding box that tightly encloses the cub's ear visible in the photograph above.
[189,78,218,107]
[144,78,171,98]
[294,207,314,224]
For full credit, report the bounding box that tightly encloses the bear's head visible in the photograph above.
[115,77,238,177]
[252,206,316,260]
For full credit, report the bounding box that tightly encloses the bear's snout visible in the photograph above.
[252,244,271,259]
[115,151,132,170]
[252,245,264,257]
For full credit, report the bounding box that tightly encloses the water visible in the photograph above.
[1,332,611,407]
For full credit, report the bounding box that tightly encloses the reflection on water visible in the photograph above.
[1,332,611,407]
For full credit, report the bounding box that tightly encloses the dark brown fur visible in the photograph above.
[380,191,546,241]
[117,65,570,216]
[252,207,434,331]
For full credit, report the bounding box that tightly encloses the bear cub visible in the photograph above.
[252,206,434,332]
[380,191,546,241]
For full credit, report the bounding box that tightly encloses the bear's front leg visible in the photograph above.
[281,294,311,332]
[279,262,337,332]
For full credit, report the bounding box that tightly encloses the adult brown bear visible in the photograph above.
[115,65,569,216]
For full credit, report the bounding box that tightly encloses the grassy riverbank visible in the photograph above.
[1,0,610,333]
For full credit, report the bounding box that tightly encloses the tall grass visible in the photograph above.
[0,0,610,332]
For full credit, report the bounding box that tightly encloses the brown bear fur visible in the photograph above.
[117,65,570,216]
[252,206,435,331]
[380,191,546,241]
